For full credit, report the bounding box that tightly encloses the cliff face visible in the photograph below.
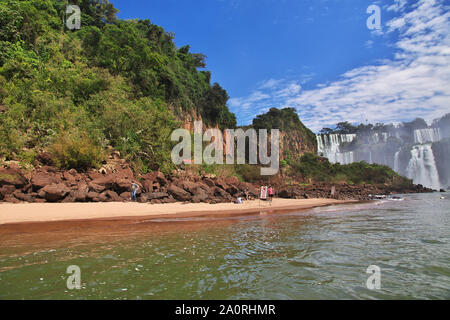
[279,130,317,162]
[252,108,317,163]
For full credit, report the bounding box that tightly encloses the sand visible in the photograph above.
[0,198,357,225]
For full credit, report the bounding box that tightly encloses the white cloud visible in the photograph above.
[230,0,450,132]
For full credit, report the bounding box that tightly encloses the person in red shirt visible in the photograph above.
[268,186,274,203]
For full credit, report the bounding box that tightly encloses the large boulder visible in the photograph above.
[142,171,167,192]
[41,183,70,202]
[168,185,191,202]
[0,185,16,200]
[101,190,122,202]
[31,172,60,190]
[88,182,106,193]
[147,192,169,200]
[12,190,33,202]
[0,167,27,187]
[115,178,132,193]
[90,174,116,189]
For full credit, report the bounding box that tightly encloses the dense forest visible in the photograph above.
[0,0,235,173]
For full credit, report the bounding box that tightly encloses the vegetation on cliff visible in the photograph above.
[0,0,235,173]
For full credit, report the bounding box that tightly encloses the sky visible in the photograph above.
[111,0,450,132]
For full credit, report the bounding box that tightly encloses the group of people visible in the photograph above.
[235,185,275,204]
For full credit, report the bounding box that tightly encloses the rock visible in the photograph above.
[115,178,132,193]
[142,171,167,192]
[35,152,54,166]
[203,178,215,188]
[41,183,70,202]
[137,195,148,203]
[192,190,209,203]
[179,180,200,194]
[120,192,131,200]
[213,187,233,202]
[278,189,293,198]
[71,188,88,202]
[168,184,191,202]
[12,190,33,202]
[225,176,240,186]
[0,185,16,200]
[102,190,122,202]
[87,191,100,201]
[226,185,240,196]
[31,172,60,190]
[215,179,229,190]
[88,182,106,193]
[90,175,115,189]
[147,192,169,200]
[0,167,27,187]
[3,194,20,203]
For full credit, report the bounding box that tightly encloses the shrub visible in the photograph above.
[50,131,105,170]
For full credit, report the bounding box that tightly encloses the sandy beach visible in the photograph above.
[0,198,356,225]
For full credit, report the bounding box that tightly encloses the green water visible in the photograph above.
[0,193,449,299]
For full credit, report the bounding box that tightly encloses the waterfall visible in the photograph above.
[317,134,356,164]
[406,144,441,190]
[414,128,441,144]
[394,151,400,173]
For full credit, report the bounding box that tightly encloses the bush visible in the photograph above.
[50,131,105,170]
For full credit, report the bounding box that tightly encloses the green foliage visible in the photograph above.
[0,0,235,172]
[292,153,408,185]
[50,130,105,170]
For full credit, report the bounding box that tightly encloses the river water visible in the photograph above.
[0,193,449,299]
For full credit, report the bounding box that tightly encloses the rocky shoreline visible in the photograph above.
[0,159,434,205]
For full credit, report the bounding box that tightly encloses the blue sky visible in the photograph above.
[111,0,450,132]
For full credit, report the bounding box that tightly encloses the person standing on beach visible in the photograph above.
[268,186,274,204]
[131,182,139,202]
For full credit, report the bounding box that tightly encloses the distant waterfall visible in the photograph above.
[406,144,440,190]
[317,134,356,164]
[394,151,400,173]
[317,128,445,190]
[414,128,441,144]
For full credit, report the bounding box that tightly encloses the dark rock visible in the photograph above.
[87,191,100,201]
[137,195,148,203]
[147,192,169,200]
[168,185,191,202]
[90,175,116,189]
[120,192,131,200]
[31,172,60,190]
[0,167,27,187]
[278,189,293,198]
[100,190,122,202]
[88,182,106,193]
[3,194,20,203]
[12,190,33,202]
[41,183,70,202]
[203,178,215,188]
[0,185,16,200]
[35,152,54,166]
[115,178,132,193]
